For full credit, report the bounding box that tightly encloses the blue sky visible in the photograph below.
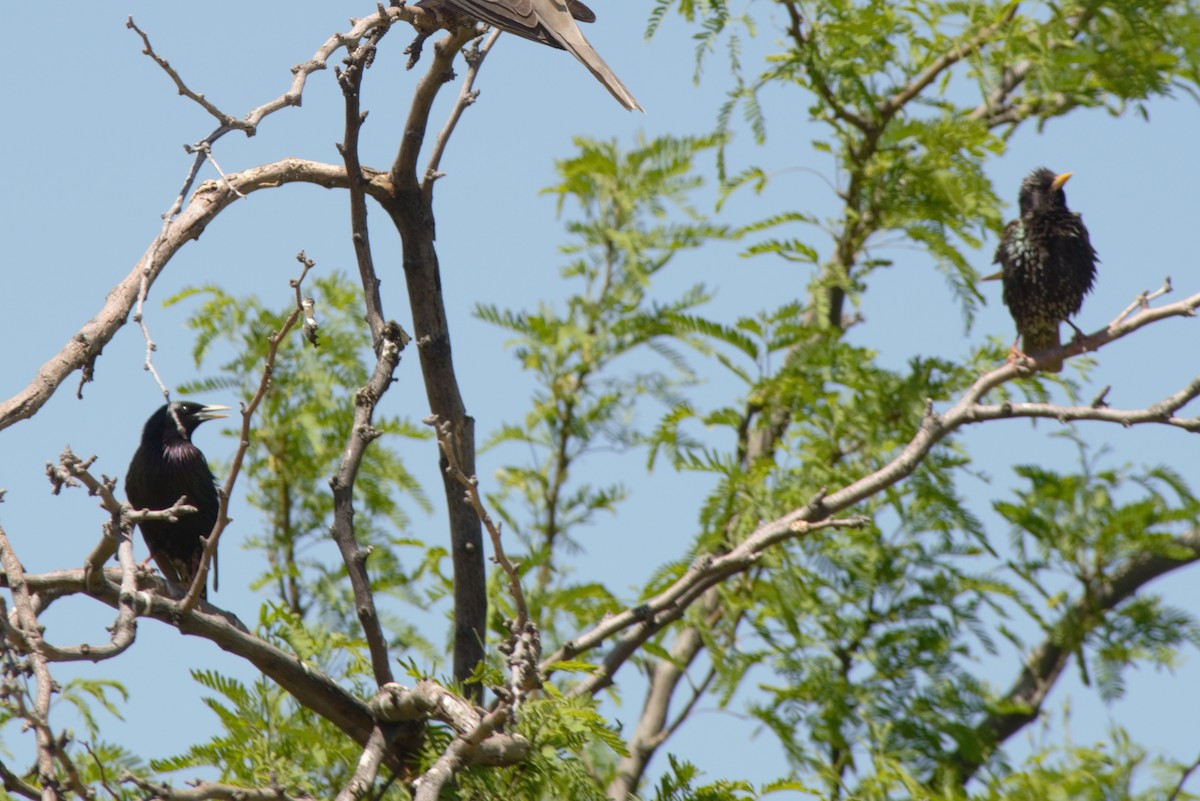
[1,1,1198,793]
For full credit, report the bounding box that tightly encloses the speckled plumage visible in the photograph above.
[126,402,227,599]
[993,168,1098,372]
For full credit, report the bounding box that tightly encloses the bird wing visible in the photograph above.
[442,0,643,111]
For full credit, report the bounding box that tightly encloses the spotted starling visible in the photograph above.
[431,0,643,111]
[126,402,228,599]
[989,168,1098,372]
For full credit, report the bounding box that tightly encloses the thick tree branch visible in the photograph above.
[391,28,478,190]
[371,680,530,765]
[381,27,489,696]
[607,620,708,798]
[335,726,389,801]
[0,758,39,800]
[0,157,378,433]
[7,565,375,746]
[120,775,313,801]
[412,705,512,801]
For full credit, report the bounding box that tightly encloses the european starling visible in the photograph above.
[432,0,643,111]
[990,168,1098,372]
[126,402,228,599]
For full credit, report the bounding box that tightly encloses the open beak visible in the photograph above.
[1050,171,1073,192]
[196,404,231,422]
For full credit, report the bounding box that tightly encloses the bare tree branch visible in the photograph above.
[327,28,409,692]
[0,3,442,432]
[380,26,489,697]
[328,318,409,687]
[120,774,314,801]
[412,705,512,801]
[432,416,529,628]
[337,30,390,349]
[371,680,530,765]
[423,29,501,195]
[335,726,389,801]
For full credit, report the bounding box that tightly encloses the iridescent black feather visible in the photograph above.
[126,402,226,599]
[993,168,1098,372]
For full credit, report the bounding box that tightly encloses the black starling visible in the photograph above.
[126,402,228,599]
[989,168,1098,372]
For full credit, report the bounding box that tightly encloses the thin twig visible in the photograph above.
[0,757,40,800]
[178,255,314,614]
[336,27,390,348]
[1167,750,1200,801]
[431,417,528,627]
[423,29,500,198]
[0,526,63,800]
[1114,277,1173,325]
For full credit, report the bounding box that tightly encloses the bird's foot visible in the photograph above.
[1006,342,1036,372]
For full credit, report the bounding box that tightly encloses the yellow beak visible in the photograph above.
[1050,172,1073,192]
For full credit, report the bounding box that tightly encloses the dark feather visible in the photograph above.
[993,168,1098,372]
[126,402,227,599]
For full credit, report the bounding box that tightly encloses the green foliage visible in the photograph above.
[981,726,1200,801]
[479,134,731,643]
[152,604,397,795]
[68,740,149,801]
[167,272,435,646]
[995,439,1200,700]
[36,1,1197,797]
[150,668,374,796]
[643,756,758,801]
[653,0,1200,329]
[455,691,630,801]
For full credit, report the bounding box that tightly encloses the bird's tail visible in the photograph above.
[1023,327,1063,373]
[554,26,643,111]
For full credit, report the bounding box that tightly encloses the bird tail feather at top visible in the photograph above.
[1023,328,1063,373]
[438,0,643,111]
[554,33,643,111]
